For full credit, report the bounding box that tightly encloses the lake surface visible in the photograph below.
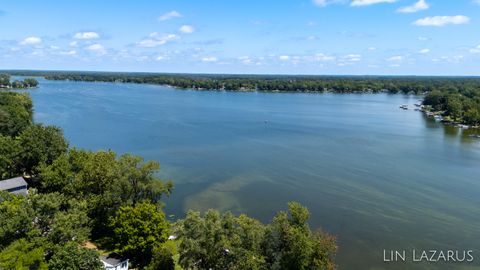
[28,78,480,270]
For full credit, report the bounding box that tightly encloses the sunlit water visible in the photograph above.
[26,78,480,269]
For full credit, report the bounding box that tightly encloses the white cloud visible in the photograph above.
[159,11,182,21]
[417,36,428,41]
[238,56,254,65]
[201,57,218,62]
[313,53,335,61]
[387,55,403,61]
[60,50,77,56]
[419,48,430,54]
[279,55,290,61]
[179,25,195,34]
[343,54,362,62]
[312,0,341,7]
[470,45,480,53]
[74,32,99,40]
[69,41,78,47]
[86,43,106,55]
[138,33,179,47]
[397,0,429,13]
[351,0,396,7]
[432,55,464,63]
[413,15,470,26]
[20,36,42,45]
[473,0,480,5]
[368,47,376,51]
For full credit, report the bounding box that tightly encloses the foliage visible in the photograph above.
[146,241,177,270]
[48,242,103,270]
[39,149,173,238]
[424,89,480,125]
[17,124,68,175]
[109,201,170,267]
[0,74,38,89]
[0,91,33,137]
[263,202,337,270]
[177,202,336,270]
[0,191,35,248]
[0,135,21,179]
[0,238,48,270]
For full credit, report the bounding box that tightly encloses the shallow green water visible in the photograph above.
[28,78,480,269]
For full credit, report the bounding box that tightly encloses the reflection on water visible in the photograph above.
[27,78,480,270]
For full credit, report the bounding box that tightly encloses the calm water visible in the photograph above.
[28,78,480,270]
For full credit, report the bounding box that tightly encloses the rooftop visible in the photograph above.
[0,177,27,191]
[100,253,128,266]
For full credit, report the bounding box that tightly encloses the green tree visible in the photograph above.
[47,199,91,245]
[109,201,170,267]
[117,154,173,206]
[23,78,39,88]
[17,124,68,175]
[146,241,177,270]
[0,135,21,179]
[38,153,75,194]
[0,74,10,86]
[0,191,35,248]
[0,92,33,137]
[262,202,337,270]
[12,80,25,88]
[177,210,266,270]
[0,238,48,270]
[48,242,103,270]
[445,95,463,121]
[464,107,480,125]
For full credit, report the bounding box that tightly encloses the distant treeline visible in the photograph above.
[0,74,38,89]
[4,70,480,125]
[5,70,480,94]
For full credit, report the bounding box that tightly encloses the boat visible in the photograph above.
[433,115,443,121]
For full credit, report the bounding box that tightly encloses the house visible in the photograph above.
[100,253,129,270]
[0,177,28,195]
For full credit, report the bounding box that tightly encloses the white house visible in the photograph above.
[0,177,28,195]
[100,253,129,270]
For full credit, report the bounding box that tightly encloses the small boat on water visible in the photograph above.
[433,115,443,121]
[399,104,408,110]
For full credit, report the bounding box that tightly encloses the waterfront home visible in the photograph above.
[0,177,28,195]
[100,253,129,270]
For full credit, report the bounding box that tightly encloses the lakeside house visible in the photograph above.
[0,177,28,195]
[100,253,129,270]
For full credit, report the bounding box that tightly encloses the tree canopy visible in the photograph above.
[176,202,337,270]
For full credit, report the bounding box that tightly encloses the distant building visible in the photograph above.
[0,177,28,195]
[100,253,129,270]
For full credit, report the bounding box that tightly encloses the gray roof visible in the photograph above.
[0,177,27,191]
[100,253,128,266]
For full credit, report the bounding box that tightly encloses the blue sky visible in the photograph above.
[1,0,480,75]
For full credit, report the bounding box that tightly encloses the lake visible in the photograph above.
[28,78,480,270]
